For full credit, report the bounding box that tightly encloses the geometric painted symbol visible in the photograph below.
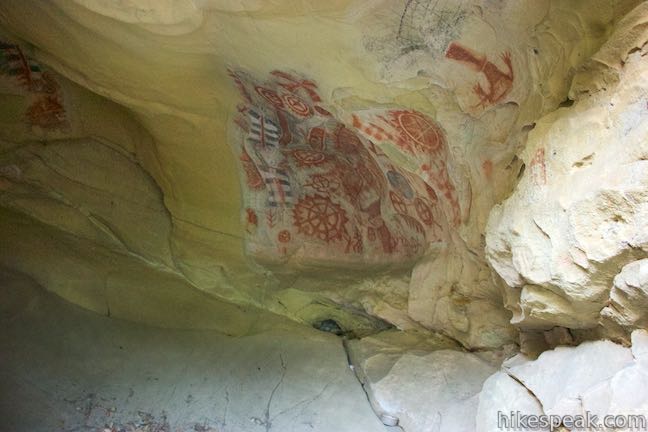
[414,197,434,226]
[0,41,45,92]
[258,166,293,207]
[247,109,281,152]
[292,149,327,167]
[255,86,284,108]
[305,173,340,193]
[395,111,444,153]
[283,94,311,117]
[389,190,408,215]
[292,194,348,243]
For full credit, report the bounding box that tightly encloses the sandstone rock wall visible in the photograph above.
[0,0,644,349]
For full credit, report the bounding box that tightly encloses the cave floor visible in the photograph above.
[0,270,390,432]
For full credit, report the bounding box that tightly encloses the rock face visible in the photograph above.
[346,331,498,431]
[0,268,388,432]
[601,259,648,334]
[476,332,648,432]
[485,3,648,341]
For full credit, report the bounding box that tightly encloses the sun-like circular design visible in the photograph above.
[255,86,284,108]
[283,94,311,117]
[395,111,444,153]
[292,194,348,243]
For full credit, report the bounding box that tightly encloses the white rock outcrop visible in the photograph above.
[346,331,496,432]
[601,259,648,335]
[477,332,648,432]
[486,3,648,339]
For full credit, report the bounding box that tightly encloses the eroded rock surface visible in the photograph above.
[474,333,648,431]
[346,331,497,431]
[486,3,648,341]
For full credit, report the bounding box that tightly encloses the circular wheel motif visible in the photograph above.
[396,111,444,153]
[293,149,327,167]
[414,197,434,226]
[292,194,348,243]
[306,174,340,193]
[277,230,292,243]
[255,86,284,108]
[390,191,408,215]
[283,94,311,117]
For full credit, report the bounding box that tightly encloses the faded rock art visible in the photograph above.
[445,41,514,109]
[0,41,67,130]
[529,148,547,186]
[229,69,448,266]
[351,109,462,227]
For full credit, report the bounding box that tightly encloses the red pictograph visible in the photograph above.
[424,183,439,204]
[530,148,546,185]
[292,149,328,167]
[445,42,514,108]
[231,68,443,261]
[308,127,326,150]
[351,110,446,156]
[356,160,384,195]
[314,105,332,117]
[246,208,258,226]
[25,95,67,129]
[292,194,348,243]
[414,197,434,226]
[398,214,425,235]
[305,173,340,193]
[393,110,445,153]
[334,125,363,155]
[340,165,365,199]
[266,209,277,228]
[276,109,292,146]
[282,94,311,117]
[344,228,363,254]
[352,114,395,144]
[277,229,292,243]
[240,150,264,190]
[389,191,408,215]
[271,70,322,102]
[255,86,284,108]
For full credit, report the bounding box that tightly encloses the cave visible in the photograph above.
[1,1,648,431]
